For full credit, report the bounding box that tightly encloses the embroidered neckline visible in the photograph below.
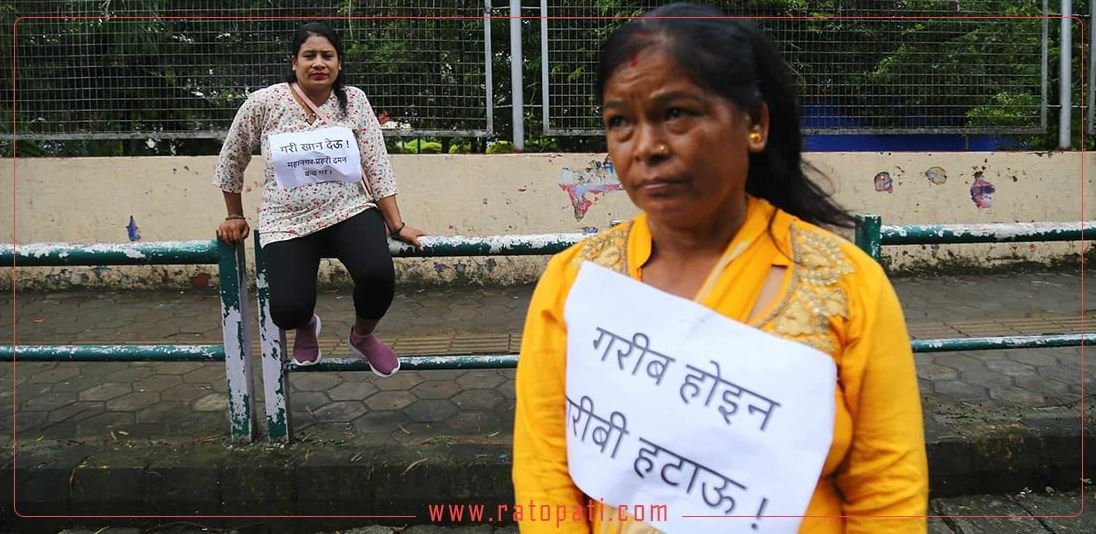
[575,218,854,355]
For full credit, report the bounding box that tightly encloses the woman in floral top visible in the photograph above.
[214,21,424,376]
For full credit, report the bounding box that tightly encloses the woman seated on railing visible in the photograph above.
[512,3,928,533]
[213,21,425,375]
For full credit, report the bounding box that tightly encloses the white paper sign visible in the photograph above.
[269,126,362,189]
[563,261,837,534]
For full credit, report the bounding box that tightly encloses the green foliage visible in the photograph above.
[485,140,515,154]
[1,0,1083,155]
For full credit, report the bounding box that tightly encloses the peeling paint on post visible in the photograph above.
[218,239,255,443]
[254,232,292,442]
[853,214,883,262]
[0,344,225,361]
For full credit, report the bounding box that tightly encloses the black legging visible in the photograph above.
[264,208,395,330]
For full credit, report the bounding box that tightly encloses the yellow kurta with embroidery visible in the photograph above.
[512,196,928,533]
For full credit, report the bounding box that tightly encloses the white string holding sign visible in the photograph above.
[562,261,837,534]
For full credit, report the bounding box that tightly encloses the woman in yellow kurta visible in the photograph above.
[512,4,928,533]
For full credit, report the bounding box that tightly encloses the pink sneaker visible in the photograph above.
[348,328,400,377]
[291,314,322,366]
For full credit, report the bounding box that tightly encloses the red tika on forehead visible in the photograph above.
[629,52,638,67]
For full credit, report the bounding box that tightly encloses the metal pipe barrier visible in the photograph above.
[257,222,1092,442]
[851,214,1095,263]
[0,240,256,442]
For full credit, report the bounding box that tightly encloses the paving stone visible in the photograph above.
[452,389,504,411]
[313,401,368,423]
[918,363,960,381]
[20,391,77,412]
[939,355,989,373]
[985,360,1039,377]
[105,390,160,411]
[290,391,333,415]
[156,362,207,375]
[411,380,464,400]
[192,393,229,412]
[1006,352,1064,367]
[404,399,459,423]
[1035,365,1087,386]
[161,383,212,402]
[96,366,156,383]
[365,391,415,411]
[78,383,131,402]
[26,366,80,383]
[14,411,49,433]
[960,369,1015,390]
[372,371,426,391]
[137,401,192,424]
[498,380,516,400]
[328,381,380,401]
[456,370,507,389]
[352,410,409,434]
[132,374,183,393]
[165,411,228,437]
[182,364,228,384]
[1013,376,1071,397]
[933,380,990,402]
[47,402,105,424]
[292,373,344,392]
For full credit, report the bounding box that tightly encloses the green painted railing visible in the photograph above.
[852,215,1096,262]
[9,218,1087,444]
[0,344,225,361]
[257,225,1092,442]
[910,333,1093,353]
[0,239,256,443]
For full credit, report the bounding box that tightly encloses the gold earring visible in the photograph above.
[749,132,763,143]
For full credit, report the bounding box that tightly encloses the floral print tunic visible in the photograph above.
[212,83,398,247]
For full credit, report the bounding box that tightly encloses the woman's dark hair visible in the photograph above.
[285,22,348,115]
[596,3,853,229]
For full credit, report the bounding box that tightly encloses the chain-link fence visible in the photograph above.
[6,0,493,141]
[540,0,1049,136]
[2,1,1059,144]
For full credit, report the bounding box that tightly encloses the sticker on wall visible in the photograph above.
[559,157,623,220]
[873,171,893,193]
[970,172,995,209]
[925,166,947,185]
[126,215,141,241]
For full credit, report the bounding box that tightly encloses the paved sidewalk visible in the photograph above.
[1,270,1092,445]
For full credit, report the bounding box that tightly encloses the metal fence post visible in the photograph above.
[510,0,525,150]
[254,232,291,442]
[853,214,883,263]
[217,239,255,443]
[1059,0,1072,148]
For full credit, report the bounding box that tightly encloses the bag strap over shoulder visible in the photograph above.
[289,83,375,200]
